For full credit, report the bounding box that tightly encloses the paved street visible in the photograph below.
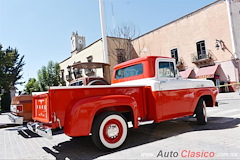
[0,92,240,160]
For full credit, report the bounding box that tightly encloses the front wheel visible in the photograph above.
[91,111,128,150]
[195,98,207,125]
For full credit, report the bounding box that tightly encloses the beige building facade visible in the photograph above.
[60,32,136,85]
[60,0,239,91]
[132,0,240,92]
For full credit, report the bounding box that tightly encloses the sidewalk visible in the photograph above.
[0,112,14,128]
[217,91,240,100]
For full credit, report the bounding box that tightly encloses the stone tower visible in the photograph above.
[71,31,86,55]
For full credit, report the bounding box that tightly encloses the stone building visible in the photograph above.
[60,0,240,92]
[132,0,240,91]
[60,32,137,85]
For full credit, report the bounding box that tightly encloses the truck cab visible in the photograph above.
[112,56,217,120]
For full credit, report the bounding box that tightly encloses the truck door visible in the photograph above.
[156,59,192,119]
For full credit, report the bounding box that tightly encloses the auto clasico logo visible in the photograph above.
[156,150,215,158]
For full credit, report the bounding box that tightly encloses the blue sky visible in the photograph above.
[0,0,216,91]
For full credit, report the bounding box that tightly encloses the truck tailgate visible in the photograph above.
[32,93,50,123]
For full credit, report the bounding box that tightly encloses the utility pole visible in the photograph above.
[99,0,109,64]
[226,0,237,59]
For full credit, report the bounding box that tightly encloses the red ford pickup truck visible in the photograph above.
[27,56,217,150]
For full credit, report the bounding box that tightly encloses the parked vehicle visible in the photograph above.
[27,56,218,150]
[70,61,111,85]
[9,94,32,124]
[69,77,109,86]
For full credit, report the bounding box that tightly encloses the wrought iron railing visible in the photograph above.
[191,50,216,62]
[176,57,184,66]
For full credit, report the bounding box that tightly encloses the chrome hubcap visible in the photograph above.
[107,124,119,138]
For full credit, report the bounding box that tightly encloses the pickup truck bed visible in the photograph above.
[31,85,148,137]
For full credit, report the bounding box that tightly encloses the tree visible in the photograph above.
[24,61,65,93]
[25,78,41,94]
[108,24,140,64]
[0,44,25,111]
[37,61,63,91]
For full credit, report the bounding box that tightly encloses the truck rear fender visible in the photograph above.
[94,105,134,122]
[201,95,214,107]
[64,95,139,137]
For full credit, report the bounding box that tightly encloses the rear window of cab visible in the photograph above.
[115,63,143,79]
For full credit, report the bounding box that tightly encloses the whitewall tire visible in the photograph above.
[196,98,207,125]
[92,111,128,150]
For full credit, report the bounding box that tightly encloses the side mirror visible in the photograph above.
[175,69,178,76]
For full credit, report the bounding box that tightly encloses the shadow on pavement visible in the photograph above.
[18,128,41,138]
[4,125,64,139]
[17,128,64,139]
[42,116,240,160]
[3,125,41,138]
[0,124,19,129]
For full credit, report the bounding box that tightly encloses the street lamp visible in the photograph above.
[215,39,224,50]
[67,65,71,72]
[66,65,73,82]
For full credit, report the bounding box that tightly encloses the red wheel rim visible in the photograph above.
[103,119,123,144]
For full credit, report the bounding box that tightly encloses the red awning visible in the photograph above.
[195,64,219,79]
[180,68,193,79]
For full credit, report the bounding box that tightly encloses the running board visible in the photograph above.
[127,120,154,128]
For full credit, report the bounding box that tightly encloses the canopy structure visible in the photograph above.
[179,68,193,79]
[72,62,110,69]
[71,62,111,83]
[195,64,219,79]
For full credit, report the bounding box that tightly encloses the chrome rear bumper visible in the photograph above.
[27,122,52,139]
[8,113,23,124]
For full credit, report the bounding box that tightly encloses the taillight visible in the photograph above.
[16,105,23,113]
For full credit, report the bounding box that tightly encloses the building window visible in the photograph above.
[171,48,179,64]
[61,70,64,81]
[196,41,206,60]
[116,49,126,64]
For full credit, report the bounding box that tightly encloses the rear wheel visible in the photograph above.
[91,111,128,150]
[195,98,207,125]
